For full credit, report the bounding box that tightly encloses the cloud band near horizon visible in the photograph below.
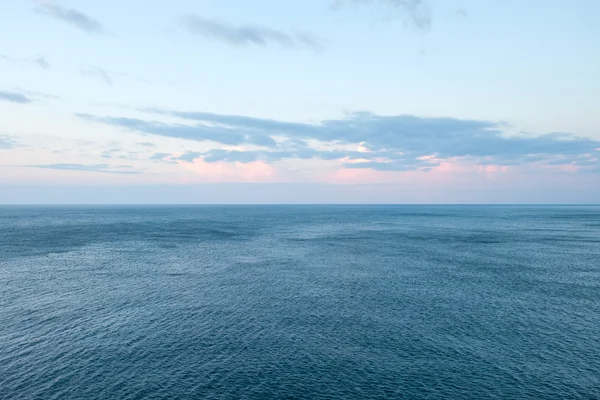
[78,110,600,172]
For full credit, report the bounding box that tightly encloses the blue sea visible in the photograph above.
[1,205,599,399]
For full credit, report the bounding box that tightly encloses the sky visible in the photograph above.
[1,0,599,204]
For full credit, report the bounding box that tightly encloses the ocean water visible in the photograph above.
[1,205,599,399]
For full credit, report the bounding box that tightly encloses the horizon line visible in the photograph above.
[1,203,599,206]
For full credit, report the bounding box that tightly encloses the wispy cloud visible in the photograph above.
[33,56,50,69]
[333,0,432,31]
[24,163,141,174]
[80,109,600,172]
[0,90,33,104]
[1,54,50,69]
[78,113,279,147]
[79,66,142,86]
[35,2,105,34]
[0,89,58,103]
[99,147,142,161]
[178,14,322,51]
[455,7,468,18]
[80,66,114,85]
[100,148,120,159]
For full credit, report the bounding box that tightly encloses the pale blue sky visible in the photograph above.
[1,0,599,203]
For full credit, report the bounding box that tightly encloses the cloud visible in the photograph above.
[35,2,105,34]
[149,152,173,161]
[79,110,600,172]
[343,160,431,171]
[99,147,142,161]
[455,8,468,18]
[78,113,279,147]
[137,141,155,147]
[23,163,141,174]
[333,0,432,31]
[0,91,32,104]
[100,148,119,158]
[80,66,114,85]
[173,152,203,162]
[33,56,50,69]
[156,148,435,176]
[178,14,322,51]
[175,148,359,163]
[0,54,49,69]
[0,135,18,149]
[79,66,148,86]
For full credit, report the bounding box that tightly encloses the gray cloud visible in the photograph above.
[138,141,155,147]
[172,148,369,164]
[0,91,32,104]
[172,152,203,162]
[78,113,278,147]
[343,160,433,171]
[149,152,173,161]
[154,148,437,173]
[99,147,141,161]
[0,135,18,149]
[333,0,432,31]
[79,110,600,172]
[24,163,141,174]
[178,14,322,51]
[101,148,119,158]
[33,56,50,69]
[35,2,104,34]
[117,154,140,160]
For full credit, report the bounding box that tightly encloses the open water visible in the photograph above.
[1,205,599,399]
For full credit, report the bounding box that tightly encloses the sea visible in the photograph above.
[1,205,599,399]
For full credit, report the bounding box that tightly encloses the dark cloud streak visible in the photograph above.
[35,2,105,34]
[178,14,322,51]
[0,91,32,104]
[78,113,278,147]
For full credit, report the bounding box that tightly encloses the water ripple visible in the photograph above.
[1,205,599,399]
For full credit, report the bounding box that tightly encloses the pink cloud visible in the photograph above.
[546,164,581,173]
[178,158,277,182]
[431,160,471,173]
[326,166,448,185]
[357,142,370,153]
[477,165,509,174]
[332,167,389,183]
[319,157,516,186]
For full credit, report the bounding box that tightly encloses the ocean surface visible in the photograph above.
[1,205,599,399]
